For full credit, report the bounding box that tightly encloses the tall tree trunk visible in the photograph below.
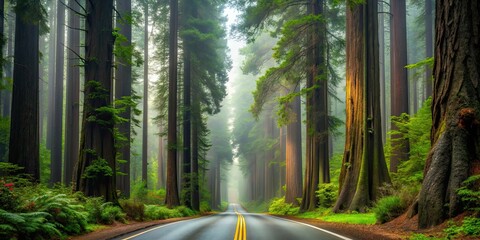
[51,0,66,184]
[279,126,286,194]
[75,0,117,203]
[182,47,192,208]
[390,0,410,173]
[157,124,165,189]
[191,99,200,211]
[301,0,329,212]
[142,3,149,187]
[166,0,180,208]
[2,9,13,118]
[285,93,302,205]
[46,0,56,150]
[264,114,274,200]
[424,0,433,98]
[418,0,480,228]
[378,1,386,144]
[115,0,132,196]
[333,0,390,212]
[9,0,41,181]
[64,0,81,185]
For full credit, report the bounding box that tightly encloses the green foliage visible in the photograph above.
[268,197,300,215]
[372,196,406,223]
[100,205,126,224]
[0,117,9,161]
[316,183,338,208]
[82,158,114,179]
[119,199,145,221]
[0,210,61,240]
[200,201,212,213]
[320,213,376,225]
[444,217,480,239]
[390,98,432,186]
[25,192,88,234]
[457,175,480,213]
[144,205,182,220]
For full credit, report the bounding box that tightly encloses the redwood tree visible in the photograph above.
[418,0,480,228]
[285,92,302,205]
[64,0,81,185]
[333,0,390,212]
[115,0,132,196]
[165,0,180,208]
[75,0,117,203]
[390,0,409,173]
[301,0,329,212]
[8,0,43,181]
[51,0,66,184]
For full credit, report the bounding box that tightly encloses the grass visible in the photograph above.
[296,209,376,225]
[320,213,376,225]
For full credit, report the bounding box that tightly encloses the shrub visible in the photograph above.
[176,206,196,217]
[200,201,211,213]
[316,183,337,207]
[268,197,299,215]
[0,209,61,240]
[100,204,126,224]
[26,192,88,234]
[373,196,405,223]
[457,174,480,213]
[120,199,145,221]
[144,205,182,220]
[85,197,104,223]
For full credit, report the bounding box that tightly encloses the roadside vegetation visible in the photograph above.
[261,99,480,239]
[0,164,203,239]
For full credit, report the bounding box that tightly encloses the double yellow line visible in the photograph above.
[233,206,247,240]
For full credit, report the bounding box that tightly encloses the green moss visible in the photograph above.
[320,213,376,225]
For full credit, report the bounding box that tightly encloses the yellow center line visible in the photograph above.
[233,208,247,240]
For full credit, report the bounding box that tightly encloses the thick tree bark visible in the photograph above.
[285,93,302,205]
[64,0,81,185]
[75,0,117,203]
[390,0,410,173]
[301,0,329,212]
[378,1,386,144]
[333,0,390,212]
[142,3,149,187]
[50,0,66,184]
[424,0,433,98]
[418,0,480,229]
[9,0,41,181]
[166,0,180,208]
[114,0,132,196]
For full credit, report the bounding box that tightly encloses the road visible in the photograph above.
[115,204,351,240]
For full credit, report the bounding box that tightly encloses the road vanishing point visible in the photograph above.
[115,204,352,240]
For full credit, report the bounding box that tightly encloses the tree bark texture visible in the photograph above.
[51,0,66,184]
[75,0,117,203]
[9,0,41,181]
[166,0,180,207]
[285,94,302,205]
[115,0,132,196]
[424,0,433,98]
[390,0,410,173]
[333,0,390,212]
[64,0,81,186]
[418,0,480,228]
[191,96,200,211]
[301,0,329,212]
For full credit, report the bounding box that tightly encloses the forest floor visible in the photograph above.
[69,213,466,240]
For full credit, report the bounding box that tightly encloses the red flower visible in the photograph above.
[4,182,14,191]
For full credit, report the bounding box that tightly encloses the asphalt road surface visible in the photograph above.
[115,204,351,240]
